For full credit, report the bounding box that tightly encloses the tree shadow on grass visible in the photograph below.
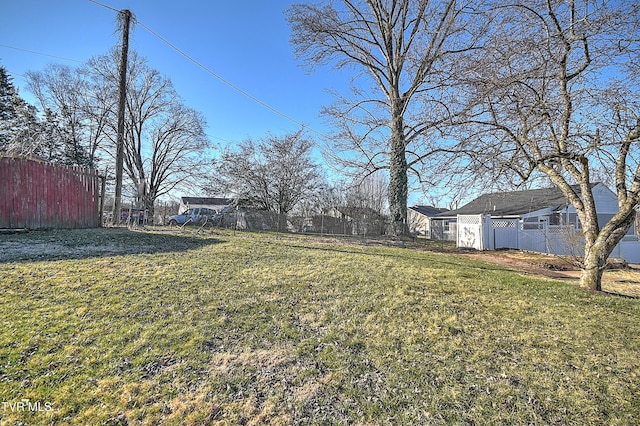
[0,227,224,263]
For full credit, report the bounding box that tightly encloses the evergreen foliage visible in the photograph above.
[0,64,91,166]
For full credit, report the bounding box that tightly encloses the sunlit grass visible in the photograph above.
[0,228,639,424]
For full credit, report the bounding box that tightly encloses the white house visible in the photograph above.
[431,183,639,263]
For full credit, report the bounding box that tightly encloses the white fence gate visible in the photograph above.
[492,219,519,249]
[457,215,492,250]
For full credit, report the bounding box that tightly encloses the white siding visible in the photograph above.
[592,183,619,214]
[408,210,430,236]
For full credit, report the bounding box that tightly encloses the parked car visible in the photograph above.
[167,208,218,226]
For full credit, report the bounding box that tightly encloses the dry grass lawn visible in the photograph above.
[0,228,639,425]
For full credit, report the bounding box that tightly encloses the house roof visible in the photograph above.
[181,197,233,206]
[409,205,448,217]
[436,184,598,218]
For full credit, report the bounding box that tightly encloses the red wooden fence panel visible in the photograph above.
[0,157,101,229]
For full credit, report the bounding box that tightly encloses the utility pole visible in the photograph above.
[111,9,132,225]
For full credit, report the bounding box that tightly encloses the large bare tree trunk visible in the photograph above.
[389,100,408,236]
[287,0,475,238]
[580,241,607,291]
[146,195,155,226]
[579,208,636,291]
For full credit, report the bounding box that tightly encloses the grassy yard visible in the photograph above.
[0,228,639,425]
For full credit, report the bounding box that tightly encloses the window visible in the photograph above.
[444,219,456,232]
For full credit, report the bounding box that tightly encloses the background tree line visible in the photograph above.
[208,129,390,233]
[2,64,388,230]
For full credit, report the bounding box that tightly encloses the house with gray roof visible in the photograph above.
[408,205,448,238]
[433,182,623,229]
[429,183,639,262]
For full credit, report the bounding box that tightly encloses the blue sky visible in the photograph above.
[0,0,347,146]
[1,0,437,205]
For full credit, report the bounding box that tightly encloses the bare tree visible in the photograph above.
[287,0,486,235]
[26,61,119,167]
[26,64,94,166]
[126,102,210,223]
[79,57,119,168]
[118,54,209,222]
[345,172,389,217]
[76,50,211,222]
[462,0,640,291]
[341,172,390,235]
[211,131,322,230]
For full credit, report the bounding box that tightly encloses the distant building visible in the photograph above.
[428,183,639,262]
[408,205,448,237]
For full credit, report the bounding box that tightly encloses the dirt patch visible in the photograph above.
[300,235,640,297]
[462,250,581,279]
[459,249,640,298]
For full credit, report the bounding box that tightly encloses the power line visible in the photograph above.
[87,0,118,13]
[209,134,238,144]
[88,0,330,140]
[137,21,329,139]
[0,44,83,63]
[0,44,240,146]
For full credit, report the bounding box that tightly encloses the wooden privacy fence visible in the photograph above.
[0,157,101,229]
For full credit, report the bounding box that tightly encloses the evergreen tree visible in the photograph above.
[0,66,14,124]
[0,66,39,153]
[1,64,91,165]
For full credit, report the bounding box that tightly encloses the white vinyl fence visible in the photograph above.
[493,219,519,249]
[611,238,640,263]
[457,214,640,263]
